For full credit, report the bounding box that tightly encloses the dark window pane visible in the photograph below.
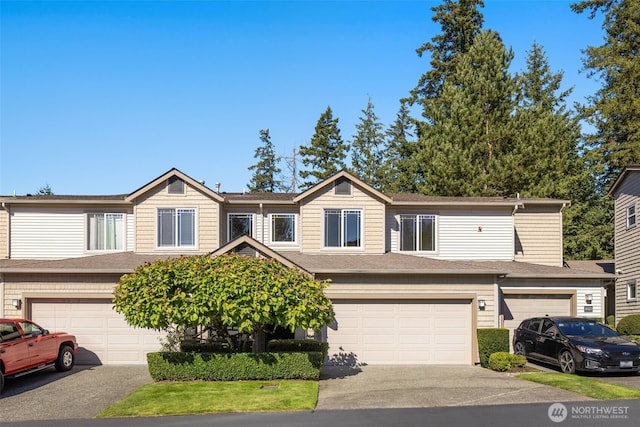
[400,215,416,251]
[178,209,195,246]
[324,210,341,247]
[272,214,295,242]
[419,215,435,251]
[158,209,175,246]
[344,211,361,247]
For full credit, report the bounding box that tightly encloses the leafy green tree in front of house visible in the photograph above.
[350,98,387,188]
[247,129,282,192]
[299,106,348,189]
[113,254,335,352]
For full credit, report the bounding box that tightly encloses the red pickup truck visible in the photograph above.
[0,318,78,394]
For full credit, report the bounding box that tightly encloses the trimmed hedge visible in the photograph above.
[147,351,323,381]
[488,352,527,372]
[617,314,640,335]
[477,328,509,367]
[179,341,233,353]
[267,339,329,357]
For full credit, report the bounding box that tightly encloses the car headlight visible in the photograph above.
[576,345,604,355]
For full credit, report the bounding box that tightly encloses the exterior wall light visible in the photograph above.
[585,294,593,305]
[12,299,22,310]
[478,299,486,310]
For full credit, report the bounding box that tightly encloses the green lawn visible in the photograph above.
[97,380,319,418]
[516,372,640,400]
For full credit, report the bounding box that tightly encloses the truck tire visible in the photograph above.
[55,345,75,372]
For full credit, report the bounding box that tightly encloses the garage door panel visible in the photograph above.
[327,300,472,365]
[30,299,164,365]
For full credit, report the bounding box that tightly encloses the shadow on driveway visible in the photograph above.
[0,365,152,422]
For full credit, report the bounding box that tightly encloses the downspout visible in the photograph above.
[259,203,264,244]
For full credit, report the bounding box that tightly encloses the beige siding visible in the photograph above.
[2,272,121,318]
[320,273,496,329]
[612,173,640,322]
[300,184,386,254]
[514,206,563,267]
[0,208,8,259]
[134,182,220,253]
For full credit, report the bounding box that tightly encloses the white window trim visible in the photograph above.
[322,208,364,250]
[398,213,438,253]
[268,213,298,246]
[626,203,636,229]
[227,213,255,241]
[85,212,127,253]
[156,207,198,249]
[628,280,637,302]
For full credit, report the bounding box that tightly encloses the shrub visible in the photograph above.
[179,341,233,353]
[606,315,615,327]
[267,339,329,358]
[477,328,509,367]
[147,351,323,381]
[617,314,640,335]
[488,352,527,372]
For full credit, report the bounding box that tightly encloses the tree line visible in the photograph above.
[247,0,640,261]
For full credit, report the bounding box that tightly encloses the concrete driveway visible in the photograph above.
[316,365,595,410]
[0,365,152,422]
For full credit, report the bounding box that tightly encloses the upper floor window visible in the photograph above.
[399,214,436,252]
[271,214,296,243]
[324,209,361,248]
[335,177,352,195]
[87,213,124,251]
[628,280,637,301]
[229,213,253,240]
[627,204,636,229]
[157,208,195,247]
[167,176,185,195]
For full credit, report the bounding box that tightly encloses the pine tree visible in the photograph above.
[247,129,282,192]
[409,0,485,105]
[384,101,418,193]
[572,0,640,187]
[350,98,386,188]
[417,30,517,197]
[299,106,348,189]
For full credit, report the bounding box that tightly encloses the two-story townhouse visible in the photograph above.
[609,165,640,323]
[0,168,613,365]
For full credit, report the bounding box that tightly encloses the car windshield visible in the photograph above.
[556,320,618,337]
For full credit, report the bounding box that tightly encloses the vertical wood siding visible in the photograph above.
[300,184,385,253]
[514,207,563,267]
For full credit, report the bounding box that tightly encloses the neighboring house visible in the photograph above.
[0,169,613,366]
[609,165,640,323]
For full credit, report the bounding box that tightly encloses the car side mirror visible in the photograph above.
[42,329,49,336]
[545,331,556,338]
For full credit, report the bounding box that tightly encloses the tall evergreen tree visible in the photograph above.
[572,0,640,187]
[384,101,418,193]
[247,129,282,192]
[350,98,386,188]
[417,30,517,197]
[409,0,485,105]
[299,106,348,189]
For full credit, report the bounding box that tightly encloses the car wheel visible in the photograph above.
[0,371,4,395]
[559,350,576,374]
[55,345,75,372]
[514,341,526,356]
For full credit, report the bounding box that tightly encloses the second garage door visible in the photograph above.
[502,293,574,331]
[326,299,473,365]
[30,299,165,365]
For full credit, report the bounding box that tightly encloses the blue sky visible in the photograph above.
[0,0,604,195]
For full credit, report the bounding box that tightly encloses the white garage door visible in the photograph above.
[326,299,472,365]
[502,294,573,331]
[30,299,164,365]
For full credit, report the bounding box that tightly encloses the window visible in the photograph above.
[627,204,636,228]
[271,214,296,243]
[167,176,185,194]
[87,213,124,251]
[335,177,352,195]
[157,208,195,247]
[324,209,361,247]
[399,214,436,251]
[628,280,637,301]
[229,214,253,240]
